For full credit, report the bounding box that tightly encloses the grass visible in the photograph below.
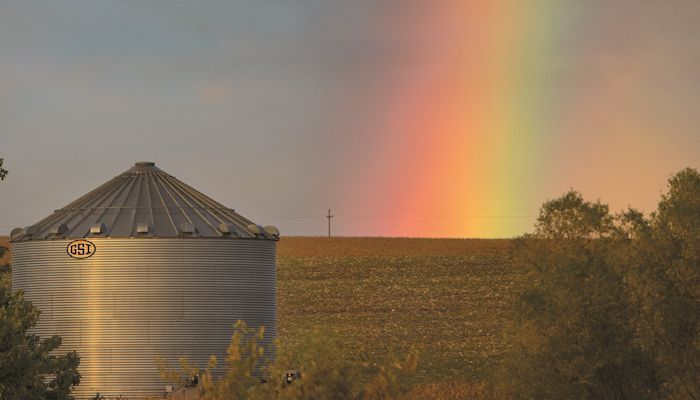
[2,235,521,395]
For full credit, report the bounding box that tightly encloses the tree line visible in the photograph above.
[496,167,700,399]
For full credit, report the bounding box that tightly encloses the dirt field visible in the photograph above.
[278,236,512,257]
[277,237,520,385]
[1,236,521,388]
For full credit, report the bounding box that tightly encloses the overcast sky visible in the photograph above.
[1,1,698,237]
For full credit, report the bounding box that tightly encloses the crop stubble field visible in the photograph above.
[2,236,521,388]
[277,237,520,385]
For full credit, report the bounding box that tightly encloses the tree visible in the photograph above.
[0,261,81,400]
[496,169,700,400]
[0,158,7,180]
[1,178,80,398]
[495,191,659,400]
[624,168,700,399]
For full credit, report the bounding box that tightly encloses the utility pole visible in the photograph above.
[326,209,333,237]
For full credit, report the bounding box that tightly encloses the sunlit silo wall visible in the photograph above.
[10,162,279,399]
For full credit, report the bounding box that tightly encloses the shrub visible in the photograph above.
[404,381,493,400]
[159,322,419,400]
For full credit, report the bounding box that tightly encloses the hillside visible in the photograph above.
[1,236,520,386]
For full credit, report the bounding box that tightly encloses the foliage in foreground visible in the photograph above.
[158,321,419,400]
[0,247,81,400]
[496,168,700,400]
[403,381,493,400]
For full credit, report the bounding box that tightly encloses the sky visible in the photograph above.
[0,0,698,238]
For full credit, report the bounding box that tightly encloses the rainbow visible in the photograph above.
[339,1,579,238]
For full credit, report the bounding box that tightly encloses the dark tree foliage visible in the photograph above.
[0,158,7,180]
[497,168,700,400]
[626,168,700,400]
[0,250,81,399]
[497,191,659,400]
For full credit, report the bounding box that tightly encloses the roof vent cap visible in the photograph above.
[217,222,234,235]
[263,225,280,237]
[49,224,69,236]
[10,227,24,240]
[136,222,149,234]
[179,222,198,236]
[90,223,107,234]
[247,224,263,235]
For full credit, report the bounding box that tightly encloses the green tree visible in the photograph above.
[0,261,81,400]
[624,168,700,399]
[1,191,80,398]
[495,191,659,400]
[0,158,7,180]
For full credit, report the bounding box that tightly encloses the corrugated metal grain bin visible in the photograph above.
[10,162,279,399]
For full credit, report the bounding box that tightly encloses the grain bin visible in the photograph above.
[10,162,279,399]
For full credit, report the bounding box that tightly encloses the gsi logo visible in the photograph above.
[66,240,96,259]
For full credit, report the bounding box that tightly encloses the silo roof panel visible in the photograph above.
[12,162,271,241]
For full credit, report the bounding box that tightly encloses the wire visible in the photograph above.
[260,214,536,220]
[334,214,535,219]
[261,216,326,220]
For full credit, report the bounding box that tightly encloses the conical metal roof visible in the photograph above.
[11,162,279,241]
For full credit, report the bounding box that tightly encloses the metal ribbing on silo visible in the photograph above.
[11,162,276,241]
[11,238,277,399]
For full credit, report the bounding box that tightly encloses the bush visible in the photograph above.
[159,322,418,400]
[404,381,493,400]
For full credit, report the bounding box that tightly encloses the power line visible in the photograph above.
[334,214,536,219]
[259,216,325,221]
[261,214,536,220]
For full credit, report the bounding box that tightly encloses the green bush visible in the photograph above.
[158,322,418,400]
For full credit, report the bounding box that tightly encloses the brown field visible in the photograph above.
[2,235,521,396]
[276,236,520,387]
[278,236,512,257]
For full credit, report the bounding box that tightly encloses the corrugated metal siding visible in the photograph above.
[11,238,277,399]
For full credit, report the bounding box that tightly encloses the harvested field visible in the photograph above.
[277,237,521,384]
